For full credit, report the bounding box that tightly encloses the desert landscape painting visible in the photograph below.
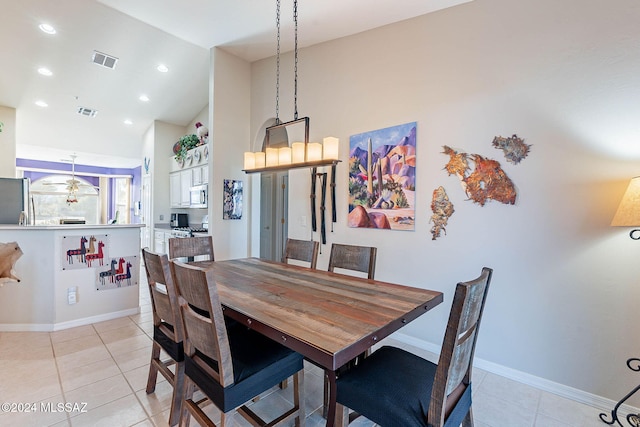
[348,122,416,231]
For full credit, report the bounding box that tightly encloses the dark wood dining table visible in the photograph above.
[190,257,443,426]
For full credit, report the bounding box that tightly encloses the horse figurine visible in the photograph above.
[115,262,132,287]
[66,236,87,264]
[86,241,105,267]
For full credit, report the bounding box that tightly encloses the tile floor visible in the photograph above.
[0,276,609,427]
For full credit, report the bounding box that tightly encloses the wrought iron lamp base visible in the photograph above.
[600,358,640,426]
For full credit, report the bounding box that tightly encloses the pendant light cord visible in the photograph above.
[293,0,299,120]
[275,0,281,124]
[274,0,299,123]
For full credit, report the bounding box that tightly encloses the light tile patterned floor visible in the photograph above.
[0,276,608,427]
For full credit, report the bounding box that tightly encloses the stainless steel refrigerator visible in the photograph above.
[0,177,30,224]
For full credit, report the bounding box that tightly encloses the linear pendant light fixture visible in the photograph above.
[243,0,340,174]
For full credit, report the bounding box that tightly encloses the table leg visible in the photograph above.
[325,369,337,427]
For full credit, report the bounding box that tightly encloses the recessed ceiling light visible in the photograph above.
[157,64,169,73]
[38,23,56,35]
[35,100,48,107]
[38,67,53,76]
[124,119,133,125]
[139,95,149,102]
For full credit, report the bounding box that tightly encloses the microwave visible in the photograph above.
[189,184,208,208]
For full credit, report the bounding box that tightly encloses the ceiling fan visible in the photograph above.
[42,154,99,204]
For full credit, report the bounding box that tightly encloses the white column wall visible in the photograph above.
[0,106,17,177]
[209,48,252,260]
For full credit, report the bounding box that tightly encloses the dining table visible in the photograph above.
[190,257,444,426]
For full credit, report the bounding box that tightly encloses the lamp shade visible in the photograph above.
[279,147,292,165]
[243,152,256,170]
[611,177,640,226]
[291,142,305,163]
[323,137,339,160]
[255,152,266,168]
[266,148,279,167]
[307,143,322,162]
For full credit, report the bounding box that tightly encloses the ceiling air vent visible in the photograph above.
[91,50,118,69]
[77,107,98,118]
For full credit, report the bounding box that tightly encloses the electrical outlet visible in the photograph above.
[67,287,77,305]
[159,214,164,220]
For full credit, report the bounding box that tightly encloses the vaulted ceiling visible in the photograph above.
[0,0,471,167]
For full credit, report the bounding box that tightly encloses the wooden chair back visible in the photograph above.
[168,236,214,261]
[282,238,320,269]
[142,248,183,343]
[428,267,493,425]
[170,260,234,387]
[328,243,377,279]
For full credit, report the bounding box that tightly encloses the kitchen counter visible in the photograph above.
[0,224,144,230]
[0,224,143,331]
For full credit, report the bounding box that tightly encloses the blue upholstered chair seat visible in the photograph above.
[185,326,304,413]
[153,322,183,362]
[336,346,472,427]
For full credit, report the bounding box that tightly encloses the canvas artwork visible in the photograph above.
[223,179,243,220]
[348,122,416,231]
[95,255,139,290]
[61,234,109,270]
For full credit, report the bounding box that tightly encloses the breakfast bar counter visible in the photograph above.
[0,224,143,331]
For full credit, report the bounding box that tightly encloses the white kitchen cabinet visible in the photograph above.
[169,172,181,208]
[192,167,202,186]
[154,230,172,254]
[154,231,166,253]
[168,143,209,209]
[201,165,209,184]
[180,169,191,206]
[191,165,209,185]
[170,170,193,207]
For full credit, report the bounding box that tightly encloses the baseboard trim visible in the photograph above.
[391,332,640,416]
[0,323,53,332]
[0,307,141,332]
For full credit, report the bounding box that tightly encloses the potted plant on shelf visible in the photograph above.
[173,134,200,164]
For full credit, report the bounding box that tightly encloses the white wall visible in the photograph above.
[210,48,251,260]
[246,0,640,405]
[0,106,17,177]
[150,120,185,225]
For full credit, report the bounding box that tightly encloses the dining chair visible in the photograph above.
[168,235,214,261]
[282,238,320,269]
[170,259,306,427]
[321,243,378,416]
[141,248,185,427]
[278,238,321,390]
[333,267,493,427]
[327,243,377,279]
